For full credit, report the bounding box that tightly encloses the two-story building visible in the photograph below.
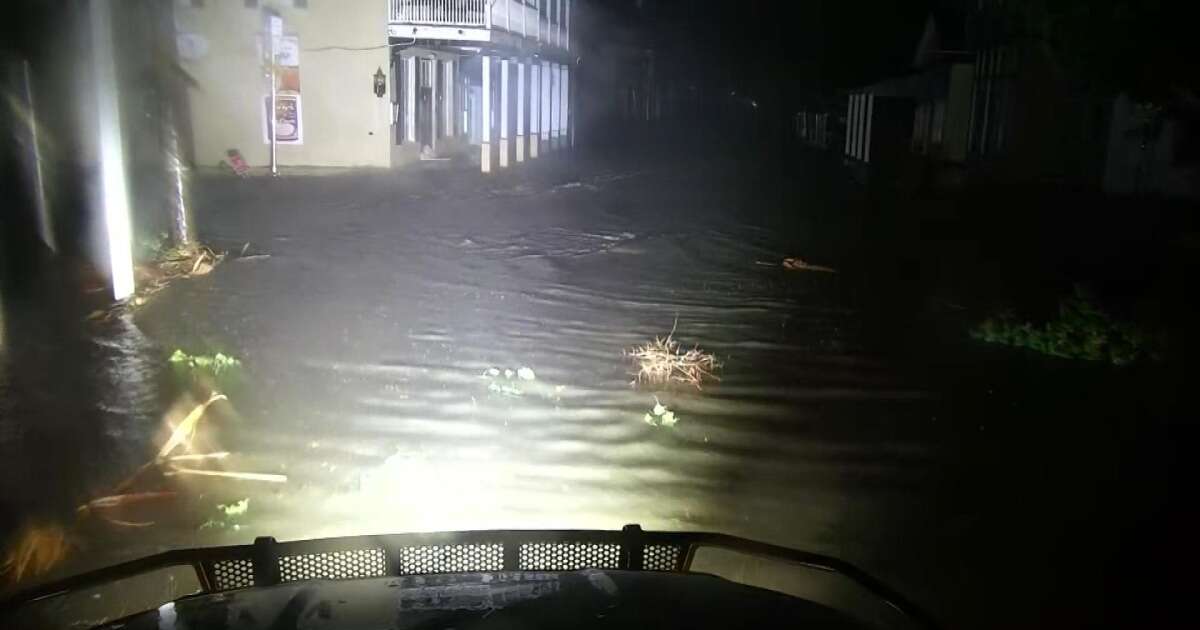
[175,0,575,173]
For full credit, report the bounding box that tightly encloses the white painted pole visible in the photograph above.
[559,63,568,148]
[565,0,570,51]
[864,93,875,164]
[481,55,492,172]
[844,94,854,156]
[564,64,573,147]
[267,14,279,176]
[406,56,417,142]
[541,60,551,149]
[89,0,134,300]
[516,61,526,162]
[499,58,509,168]
[530,61,540,158]
[430,58,439,151]
[549,63,559,148]
[445,59,454,136]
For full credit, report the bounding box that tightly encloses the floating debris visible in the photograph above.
[754,258,837,273]
[219,498,250,517]
[0,524,70,585]
[76,492,177,518]
[626,331,719,390]
[482,365,539,396]
[169,350,242,376]
[164,468,288,484]
[644,398,680,428]
[158,393,227,459]
[168,452,230,462]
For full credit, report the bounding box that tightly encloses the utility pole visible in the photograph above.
[266,11,282,176]
[89,0,135,300]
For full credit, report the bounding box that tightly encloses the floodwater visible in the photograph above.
[0,151,1183,629]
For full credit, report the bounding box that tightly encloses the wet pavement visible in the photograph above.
[0,149,1185,628]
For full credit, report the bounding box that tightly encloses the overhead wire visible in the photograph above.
[303,38,416,52]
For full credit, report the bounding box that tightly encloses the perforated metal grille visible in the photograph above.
[212,558,255,590]
[643,544,681,571]
[398,543,504,574]
[519,542,621,571]
[278,549,388,582]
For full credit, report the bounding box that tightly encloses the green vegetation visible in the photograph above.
[169,349,243,376]
[643,399,679,428]
[199,498,250,532]
[972,286,1159,365]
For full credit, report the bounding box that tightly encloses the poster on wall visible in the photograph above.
[261,33,302,144]
[263,94,303,144]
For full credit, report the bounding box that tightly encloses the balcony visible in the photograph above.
[387,0,569,51]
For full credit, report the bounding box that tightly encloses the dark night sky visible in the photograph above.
[597,0,1195,101]
[647,0,933,90]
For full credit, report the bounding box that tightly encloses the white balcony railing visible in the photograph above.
[388,0,569,49]
[389,0,488,27]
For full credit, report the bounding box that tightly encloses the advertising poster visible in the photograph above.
[263,34,302,144]
[263,94,302,144]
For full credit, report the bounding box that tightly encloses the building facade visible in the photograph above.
[175,0,575,173]
[839,9,974,188]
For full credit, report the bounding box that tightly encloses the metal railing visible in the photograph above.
[0,525,937,628]
[388,0,488,27]
[388,0,569,50]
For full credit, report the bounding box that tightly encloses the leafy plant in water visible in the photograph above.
[971,286,1160,365]
[643,398,679,428]
[199,498,251,532]
[170,349,243,376]
[482,366,536,397]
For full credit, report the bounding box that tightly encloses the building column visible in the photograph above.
[430,58,439,151]
[516,60,526,162]
[499,58,509,168]
[444,59,455,137]
[541,60,551,151]
[481,55,491,173]
[560,63,569,149]
[405,56,417,143]
[529,60,539,158]
[549,63,559,149]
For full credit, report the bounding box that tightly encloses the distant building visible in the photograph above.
[1103,95,1200,199]
[176,0,576,173]
[794,105,834,151]
[840,8,974,188]
[961,0,1110,187]
[836,0,1200,198]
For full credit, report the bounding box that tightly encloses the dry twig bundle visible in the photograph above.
[626,334,719,389]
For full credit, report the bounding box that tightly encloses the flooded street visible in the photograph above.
[0,152,1182,629]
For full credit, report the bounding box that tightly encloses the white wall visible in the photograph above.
[176,0,390,168]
